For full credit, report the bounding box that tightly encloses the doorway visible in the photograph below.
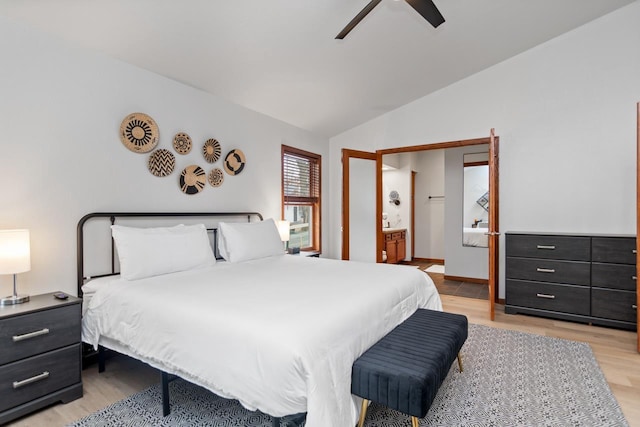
[342,133,500,320]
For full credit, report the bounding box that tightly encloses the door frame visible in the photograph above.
[636,102,639,353]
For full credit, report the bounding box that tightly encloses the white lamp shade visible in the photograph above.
[276,220,290,242]
[0,229,31,274]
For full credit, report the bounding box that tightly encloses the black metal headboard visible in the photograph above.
[76,212,263,297]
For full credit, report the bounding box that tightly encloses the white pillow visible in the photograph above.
[217,219,284,263]
[111,224,216,280]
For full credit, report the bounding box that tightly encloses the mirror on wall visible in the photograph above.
[462,152,489,248]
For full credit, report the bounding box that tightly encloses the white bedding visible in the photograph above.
[463,227,488,247]
[82,255,441,427]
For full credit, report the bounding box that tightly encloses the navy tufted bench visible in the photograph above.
[351,309,468,427]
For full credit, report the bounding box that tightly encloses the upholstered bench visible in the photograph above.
[351,309,468,427]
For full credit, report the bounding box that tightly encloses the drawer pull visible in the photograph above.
[633,305,637,310]
[12,328,50,342]
[536,245,556,250]
[633,249,637,254]
[13,371,50,389]
[633,276,637,281]
[536,268,555,273]
[536,293,556,299]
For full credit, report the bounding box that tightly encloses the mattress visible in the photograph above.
[82,255,441,427]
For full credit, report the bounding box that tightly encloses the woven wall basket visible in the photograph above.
[173,132,192,154]
[208,168,224,187]
[179,165,206,195]
[147,149,176,177]
[119,112,159,153]
[203,139,222,163]
[223,149,246,175]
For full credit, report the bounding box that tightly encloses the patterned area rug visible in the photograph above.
[69,324,628,427]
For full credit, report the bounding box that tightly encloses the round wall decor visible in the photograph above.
[208,168,224,187]
[203,139,222,163]
[147,149,176,177]
[173,133,192,154]
[223,149,246,176]
[119,112,159,153]
[179,165,206,195]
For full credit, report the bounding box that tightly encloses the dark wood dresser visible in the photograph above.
[0,293,82,424]
[505,232,637,331]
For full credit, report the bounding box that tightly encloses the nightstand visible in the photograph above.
[0,292,83,424]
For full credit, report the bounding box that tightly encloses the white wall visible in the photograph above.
[0,17,328,297]
[414,150,445,260]
[382,167,411,261]
[329,2,640,297]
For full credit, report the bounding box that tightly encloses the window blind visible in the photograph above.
[283,151,320,200]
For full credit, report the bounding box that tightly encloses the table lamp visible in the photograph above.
[0,229,31,306]
[276,220,290,252]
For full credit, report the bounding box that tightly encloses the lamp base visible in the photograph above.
[0,294,30,306]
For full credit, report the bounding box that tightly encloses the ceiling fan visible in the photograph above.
[336,0,445,39]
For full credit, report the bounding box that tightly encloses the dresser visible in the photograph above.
[383,229,406,264]
[505,232,637,331]
[0,293,83,424]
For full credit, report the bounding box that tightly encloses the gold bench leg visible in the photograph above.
[358,399,369,427]
[411,416,420,427]
[457,352,463,373]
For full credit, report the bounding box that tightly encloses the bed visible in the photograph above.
[463,227,488,247]
[78,212,442,427]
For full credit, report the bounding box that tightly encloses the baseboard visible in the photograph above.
[443,275,488,285]
[413,257,444,264]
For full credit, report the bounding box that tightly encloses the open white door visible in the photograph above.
[342,149,377,261]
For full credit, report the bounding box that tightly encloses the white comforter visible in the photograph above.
[82,255,442,427]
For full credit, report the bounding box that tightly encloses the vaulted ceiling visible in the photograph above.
[0,0,635,137]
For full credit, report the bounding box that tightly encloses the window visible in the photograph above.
[282,145,321,252]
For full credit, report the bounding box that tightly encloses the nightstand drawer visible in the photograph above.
[506,234,591,261]
[0,304,81,365]
[591,263,637,291]
[506,257,590,286]
[592,237,637,265]
[0,344,80,412]
[506,280,590,315]
[591,288,637,323]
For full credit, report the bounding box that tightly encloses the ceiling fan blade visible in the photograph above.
[336,0,383,39]
[405,0,445,28]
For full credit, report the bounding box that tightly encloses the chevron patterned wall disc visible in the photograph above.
[147,149,176,177]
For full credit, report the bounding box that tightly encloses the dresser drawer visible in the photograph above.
[592,237,636,265]
[391,231,405,240]
[506,234,590,261]
[0,304,81,365]
[0,344,80,412]
[506,257,590,286]
[506,280,590,315]
[591,288,637,323]
[591,263,637,291]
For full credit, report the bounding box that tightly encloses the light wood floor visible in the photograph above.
[9,295,640,427]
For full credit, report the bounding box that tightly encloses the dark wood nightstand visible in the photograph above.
[0,292,83,424]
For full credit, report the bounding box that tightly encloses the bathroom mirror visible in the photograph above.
[462,152,489,247]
